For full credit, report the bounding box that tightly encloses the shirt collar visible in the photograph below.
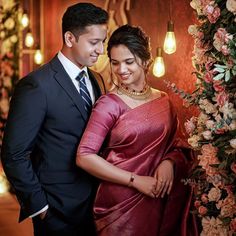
[57,51,88,79]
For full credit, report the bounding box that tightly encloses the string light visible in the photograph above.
[34,49,43,64]
[25,31,34,47]
[20,12,29,28]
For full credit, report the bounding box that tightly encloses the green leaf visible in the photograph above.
[225,70,231,82]
[213,73,225,81]
[214,67,225,73]
[214,64,227,69]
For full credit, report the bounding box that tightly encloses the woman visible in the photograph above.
[76,25,197,236]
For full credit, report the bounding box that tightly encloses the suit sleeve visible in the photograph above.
[1,76,48,217]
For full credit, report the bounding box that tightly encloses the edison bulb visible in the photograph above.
[153,56,165,77]
[164,31,176,54]
[163,21,176,54]
[153,47,165,77]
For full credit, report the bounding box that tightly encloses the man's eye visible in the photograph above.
[111,61,118,66]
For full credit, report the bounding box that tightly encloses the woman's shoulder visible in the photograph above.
[150,88,169,100]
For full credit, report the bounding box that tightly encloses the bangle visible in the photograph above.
[128,173,135,187]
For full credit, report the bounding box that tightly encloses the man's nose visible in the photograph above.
[95,42,104,55]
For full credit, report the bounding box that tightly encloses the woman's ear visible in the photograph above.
[64,31,76,48]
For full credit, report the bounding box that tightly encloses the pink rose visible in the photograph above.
[207,6,221,23]
[221,45,230,55]
[198,206,207,215]
[201,194,209,204]
[194,200,201,208]
[184,119,196,135]
[231,162,236,174]
[213,80,225,92]
[203,71,214,83]
[230,218,236,232]
[216,91,229,107]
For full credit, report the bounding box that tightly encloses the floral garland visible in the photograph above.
[0,0,19,146]
[167,0,236,235]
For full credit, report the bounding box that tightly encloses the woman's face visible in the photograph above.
[110,44,146,89]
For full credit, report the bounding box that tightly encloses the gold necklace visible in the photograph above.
[118,83,151,100]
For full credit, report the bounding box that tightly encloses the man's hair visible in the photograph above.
[62,2,108,42]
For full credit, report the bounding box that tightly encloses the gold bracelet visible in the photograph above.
[128,173,135,187]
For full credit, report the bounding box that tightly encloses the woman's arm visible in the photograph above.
[76,153,157,197]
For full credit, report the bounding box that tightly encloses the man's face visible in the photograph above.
[70,24,107,68]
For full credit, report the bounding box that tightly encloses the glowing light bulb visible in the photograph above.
[25,31,34,47]
[153,47,165,77]
[163,21,176,54]
[34,49,43,64]
[21,13,29,28]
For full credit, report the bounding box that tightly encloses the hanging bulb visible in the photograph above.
[163,21,176,54]
[153,47,165,77]
[25,31,34,47]
[21,12,29,28]
[34,49,43,64]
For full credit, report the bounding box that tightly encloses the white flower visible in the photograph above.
[208,187,222,202]
[188,25,198,36]
[202,130,213,140]
[10,35,18,43]
[1,39,12,55]
[188,135,201,149]
[1,0,15,10]
[229,138,236,149]
[0,31,6,39]
[4,17,15,30]
[226,0,236,14]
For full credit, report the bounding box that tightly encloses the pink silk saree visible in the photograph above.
[78,93,198,236]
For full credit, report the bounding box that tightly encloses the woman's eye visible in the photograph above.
[126,60,134,65]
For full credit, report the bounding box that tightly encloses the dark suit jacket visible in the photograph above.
[1,55,106,223]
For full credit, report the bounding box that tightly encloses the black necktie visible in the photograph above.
[76,71,92,112]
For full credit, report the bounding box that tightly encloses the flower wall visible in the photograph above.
[184,0,236,235]
[0,0,19,146]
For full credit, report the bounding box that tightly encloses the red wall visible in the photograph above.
[42,0,197,138]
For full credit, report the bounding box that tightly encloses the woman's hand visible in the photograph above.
[154,160,174,198]
[132,175,157,198]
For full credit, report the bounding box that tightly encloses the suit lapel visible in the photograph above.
[50,56,88,121]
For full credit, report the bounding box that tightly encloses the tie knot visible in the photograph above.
[77,71,87,82]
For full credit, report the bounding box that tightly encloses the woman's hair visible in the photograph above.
[107,24,153,72]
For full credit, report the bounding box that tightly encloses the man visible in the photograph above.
[1,3,108,236]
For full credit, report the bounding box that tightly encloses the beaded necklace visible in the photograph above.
[118,83,151,100]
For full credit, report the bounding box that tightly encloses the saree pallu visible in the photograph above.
[78,93,198,236]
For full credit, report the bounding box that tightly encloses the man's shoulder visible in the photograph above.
[88,69,106,94]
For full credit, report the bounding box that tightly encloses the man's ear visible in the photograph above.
[64,31,76,48]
